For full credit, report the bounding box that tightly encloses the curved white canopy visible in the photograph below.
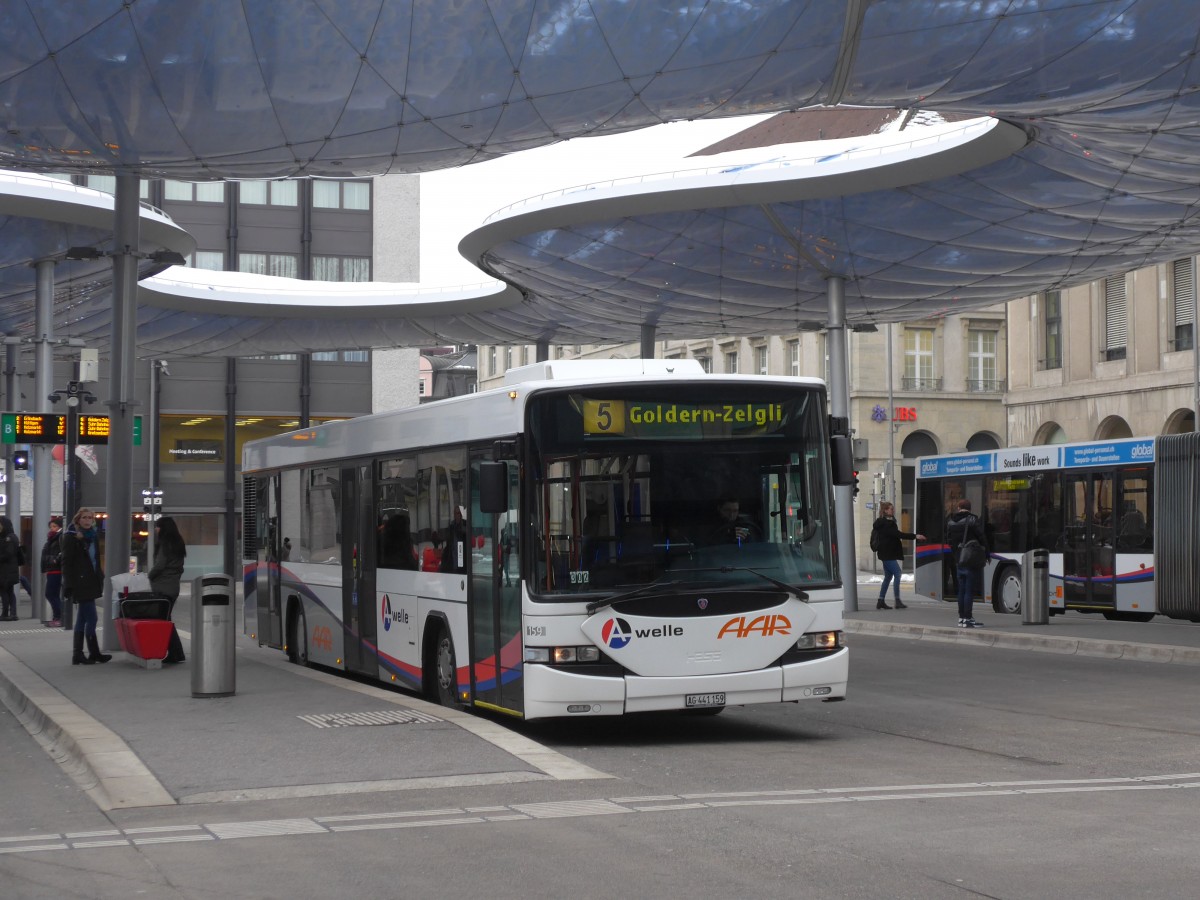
[1,1,1199,352]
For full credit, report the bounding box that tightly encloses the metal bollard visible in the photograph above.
[191,573,236,697]
[1021,548,1050,625]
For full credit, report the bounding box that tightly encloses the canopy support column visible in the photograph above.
[100,174,140,652]
[32,259,54,623]
[827,275,859,612]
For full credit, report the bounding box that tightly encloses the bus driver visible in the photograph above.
[705,498,761,545]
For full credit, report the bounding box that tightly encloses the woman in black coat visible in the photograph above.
[870,501,924,610]
[0,515,22,621]
[62,507,110,665]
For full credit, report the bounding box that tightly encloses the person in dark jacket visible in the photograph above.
[148,516,187,664]
[0,515,22,621]
[40,517,64,626]
[945,498,988,629]
[62,507,111,664]
[871,502,924,610]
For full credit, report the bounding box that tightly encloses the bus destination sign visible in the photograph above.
[582,399,785,437]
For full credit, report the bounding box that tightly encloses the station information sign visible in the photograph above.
[2,413,62,444]
[1,413,142,446]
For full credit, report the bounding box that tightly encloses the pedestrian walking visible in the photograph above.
[148,516,187,664]
[62,508,111,664]
[870,501,924,610]
[40,516,64,627]
[945,498,988,628]
[0,516,22,621]
[151,520,188,662]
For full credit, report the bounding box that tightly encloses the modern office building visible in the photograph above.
[5,173,421,579]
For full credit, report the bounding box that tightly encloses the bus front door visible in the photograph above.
[342,464,379,677]
[256,475,284,648]
[1061,471,1116,610]
[468,452,524,717]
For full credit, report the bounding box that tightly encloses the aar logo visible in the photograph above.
[381,595,392,632]
[601,617,633,650]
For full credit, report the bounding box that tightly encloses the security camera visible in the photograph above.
[157,360,169,377]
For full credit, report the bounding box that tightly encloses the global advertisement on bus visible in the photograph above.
[914,436,1171,622]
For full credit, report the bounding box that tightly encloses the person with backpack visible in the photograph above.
[945,498,989,628]
[870,502,924,610]
[40,516,64,627]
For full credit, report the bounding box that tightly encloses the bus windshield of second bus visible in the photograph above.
[524,384,836,598]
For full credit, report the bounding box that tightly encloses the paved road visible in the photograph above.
[4,612,1199,898]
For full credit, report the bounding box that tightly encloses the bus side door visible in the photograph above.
[256,475,284,648]
[342,463,379,677]
[468,450,523,716]
[1061,470,1115,609]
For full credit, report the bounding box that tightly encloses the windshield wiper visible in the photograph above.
[585,579,680,616]
[670,566,809,602]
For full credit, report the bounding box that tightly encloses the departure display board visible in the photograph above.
[1,413,63,444]
[1,413,142,446]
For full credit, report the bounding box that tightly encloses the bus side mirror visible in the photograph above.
[479,462,508,513]
[830,434,855,486]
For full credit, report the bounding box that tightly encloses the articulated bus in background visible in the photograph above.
[912,435,1200,622]
[242,359,853,720]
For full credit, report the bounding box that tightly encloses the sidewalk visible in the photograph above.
[0,599,609,812]
[852,570,1200,664]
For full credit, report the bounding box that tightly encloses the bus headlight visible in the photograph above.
[525,646,601,664]
[794,631,843,651]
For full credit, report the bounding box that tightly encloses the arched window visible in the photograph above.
[1034,422,1068,445]
[966,432,1000,451]
[901,431,938,459]
[1095,415,1133,440]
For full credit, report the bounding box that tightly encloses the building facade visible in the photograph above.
[4,173,420,581]
[1006,257,1197,443]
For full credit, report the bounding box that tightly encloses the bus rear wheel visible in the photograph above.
[993,565,1022,615]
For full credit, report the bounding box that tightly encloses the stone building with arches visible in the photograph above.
[1006,256,1199,447]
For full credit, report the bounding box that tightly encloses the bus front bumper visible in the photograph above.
[522,648,848,720]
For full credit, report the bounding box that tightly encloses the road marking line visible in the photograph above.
[2,772,1198,855]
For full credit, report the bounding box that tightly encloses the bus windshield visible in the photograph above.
[526,384,836,598]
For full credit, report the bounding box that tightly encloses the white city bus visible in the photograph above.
[242,359,851,719]
[914,437,1157,621]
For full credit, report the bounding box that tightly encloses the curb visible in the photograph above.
[844,620,1200,666]
[0,645,176,810]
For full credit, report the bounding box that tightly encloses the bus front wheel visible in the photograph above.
[993,565,1022,615]
[432,625,459,708]
[288,606,308,666]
